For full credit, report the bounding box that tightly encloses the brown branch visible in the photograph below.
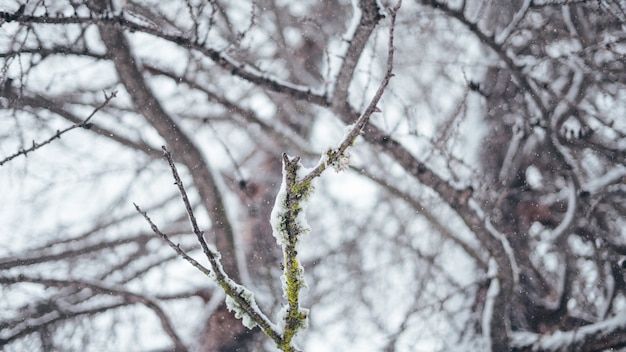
[93,16,240,279]
[0,275,188,352]
[135,147,282,346]
[301,0,401,185]
[8,95,161,158]
[0,90,117,166]
[0,10,328,106]
[331,0,385,110]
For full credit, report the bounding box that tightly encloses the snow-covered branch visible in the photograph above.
[512,314,626,351]
[266,4,401,349]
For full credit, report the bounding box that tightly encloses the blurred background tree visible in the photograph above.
[1,0,625,351]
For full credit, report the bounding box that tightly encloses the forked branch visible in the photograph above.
[135,147,281,345]
[134,2,401,350]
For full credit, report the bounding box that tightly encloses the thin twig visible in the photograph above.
[275,3,402,349]
[0,90,117,166]
[160,146,226,270]
[301,0,401,185]
[136,147,282,344]
[133,203,213,277]
[0,10,326,105]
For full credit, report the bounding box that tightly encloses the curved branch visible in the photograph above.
[0,10,328,106]
[512,313,626,351]
[3,91,161,159]
[0,91,117,166]
[546,178,577,243]
[94,18,240,279]
[0,276,188,352]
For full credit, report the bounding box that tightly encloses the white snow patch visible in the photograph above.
[269,173,289,246]
[225,285,258,329]
[223,280,277,332]
[482,259,499,352]
[583,165,626,194]
[525,165,543,190]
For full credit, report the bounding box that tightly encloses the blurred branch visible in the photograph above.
[419,0,548,119]
[356,166,488,268]
[0,9,328,105]
[511,313,626,351]
[546,178,577,243]
[494,0,531,45]
[0,232,158,271]
[331,0,385,110]
[95,15,240,279]
[0,90,117,166]
[339,97,517,349]
[0,46,107,60]
[5,92,161,159]
[0,301,130,346]
[0,275,187,352]
[142,64,313,156]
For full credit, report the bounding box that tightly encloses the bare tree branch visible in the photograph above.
[135,146,283,348]
[93,15,241,280]
[0,90,117,166]
[0,275,188,352]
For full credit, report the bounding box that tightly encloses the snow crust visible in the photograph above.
[269,173,289,246]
